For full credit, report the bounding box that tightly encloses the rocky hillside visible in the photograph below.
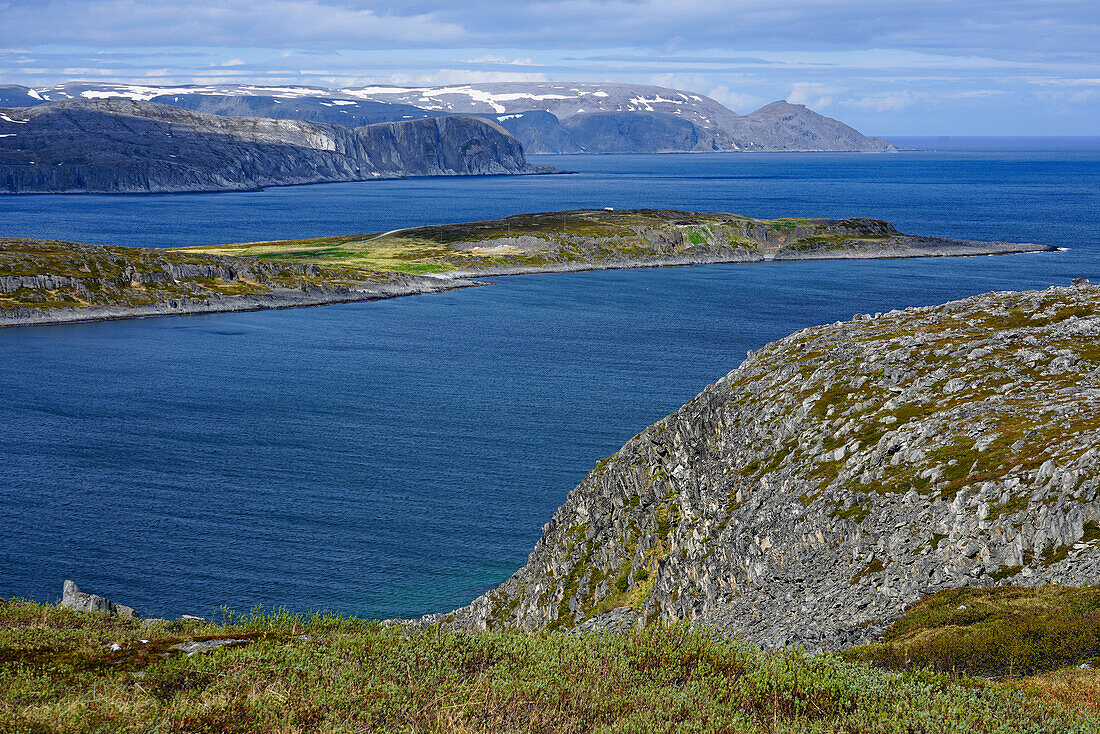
[436,282,1100,650]
[187,209,1055,275]
[0,237,467,326]
[3,81,894,154]
[0,100,538,193]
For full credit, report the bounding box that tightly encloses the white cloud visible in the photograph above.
[1,0,466,48]
[787,82,844,110]
[466,55,538,66]
[846,90,923,112]
[705,85,769,113]
[645,74,769,111]
[218,58,246,67]
[387,69,549,85]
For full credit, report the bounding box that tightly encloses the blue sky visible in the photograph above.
[2,0,1098,135]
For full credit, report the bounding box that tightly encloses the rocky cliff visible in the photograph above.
[436,282,1100,650]
[7,82,894,154]
[0,99,538,193]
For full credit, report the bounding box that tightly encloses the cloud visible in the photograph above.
[703,85,768,113]
[787,82,845,110]
[465,55,538,66]
[846,90,923,112]
[2,0,1097,60]
[2,0,1099,134]
[0,0,466,48]
[386,69,550,85]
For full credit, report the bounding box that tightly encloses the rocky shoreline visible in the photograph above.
[429,280,1100,652]
[2,235,1057,328]
[0,277,475,328]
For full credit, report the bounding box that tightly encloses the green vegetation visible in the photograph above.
[178,209,913,275]
[0,237,390,314]
[4,597,1100,733]
[850,558,885,584]
[844,585,1100,678]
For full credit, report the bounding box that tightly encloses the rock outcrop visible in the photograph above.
[61,580,136,618]
[0,99,540,193]
[0,237,473,327]
[434,283,1100,651]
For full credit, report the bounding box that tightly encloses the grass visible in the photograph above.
[843,585,1100,678]
[176,209,926,275]
[3,597,1100,733]
[0,237,392,314]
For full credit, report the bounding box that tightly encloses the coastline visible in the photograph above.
[0,240,1058,328]
[0,277,480,328]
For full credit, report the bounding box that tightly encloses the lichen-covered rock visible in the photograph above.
[435,284,1100,651]
[61,580,136,618]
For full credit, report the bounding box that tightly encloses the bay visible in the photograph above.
[1,141,1098,619]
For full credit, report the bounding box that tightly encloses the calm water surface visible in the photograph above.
[2,142,1098,618]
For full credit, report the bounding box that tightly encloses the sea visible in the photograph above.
[2,138,1099,620]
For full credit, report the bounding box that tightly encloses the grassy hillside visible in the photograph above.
[3,594,1100,733]
[0,236,392,313]
[177,209,934,274]
[843,585,1100,677]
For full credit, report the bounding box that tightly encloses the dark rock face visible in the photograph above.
[489,102,892,154]
[143,93,445,127]
[487,111,583,154]
[18,82,894,154]
[724,101,893,152]
[0,84,44,108]
[61,580,136,618]
[0,100,536,193]
[562,112,709,153]
[435,285,1100,651]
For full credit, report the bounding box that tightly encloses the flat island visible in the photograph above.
[2,209,1056,326]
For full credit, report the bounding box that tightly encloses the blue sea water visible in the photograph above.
[2,141,1099,619]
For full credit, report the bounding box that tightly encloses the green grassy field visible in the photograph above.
[4,586,1100,733]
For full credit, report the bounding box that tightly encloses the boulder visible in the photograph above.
[60,579,137,618]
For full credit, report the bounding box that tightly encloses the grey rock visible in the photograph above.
[1074,277,1091,287]
[0,99,541,194]
[429,284,1100,652]
[61,579,136,618]
[15,81,894,154]
[172,638,248,656]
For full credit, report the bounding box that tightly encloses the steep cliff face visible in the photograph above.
[0,100,536,193]
[441,283,1100,650]
[13,81,895,153]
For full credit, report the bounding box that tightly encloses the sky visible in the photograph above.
[1,0,1098,135]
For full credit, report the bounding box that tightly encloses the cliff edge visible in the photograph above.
[0,100,540,194]
[437,282,1100,650]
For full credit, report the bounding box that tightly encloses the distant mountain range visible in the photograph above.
[0,100,538,194]
[0,82,894,154]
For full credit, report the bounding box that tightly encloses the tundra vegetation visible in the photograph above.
[180,208,1051,274]
[1,210,1051,325]
[3,590,1100,734]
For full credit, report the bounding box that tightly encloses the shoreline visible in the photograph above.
[0,241,1058,328]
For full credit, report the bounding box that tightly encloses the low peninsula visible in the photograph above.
[2,209,1056,327]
